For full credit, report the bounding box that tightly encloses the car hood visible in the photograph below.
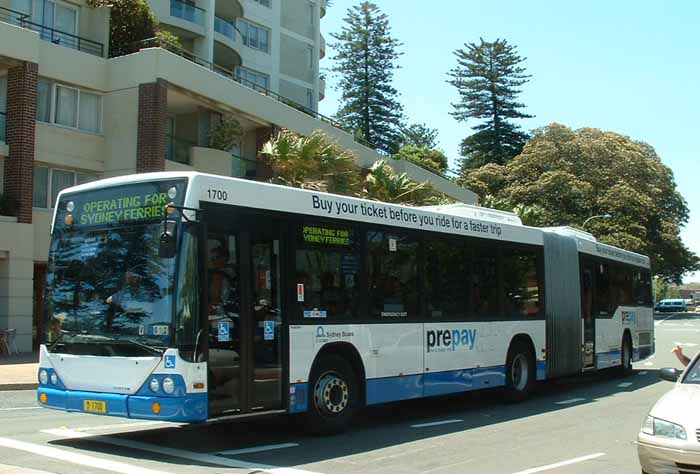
[650,384,700,427]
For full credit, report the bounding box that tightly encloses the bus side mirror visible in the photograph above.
[159,220,178,258]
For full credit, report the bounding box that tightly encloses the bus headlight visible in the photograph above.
[162,377,175,394]
[149,378,160,393]
[50,373,58,385]
[39,369,48,385]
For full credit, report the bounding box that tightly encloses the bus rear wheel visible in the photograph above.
[301,354,359,435]
[504,341,535,402]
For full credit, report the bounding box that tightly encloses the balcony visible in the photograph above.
[319,77,326,101]
[232,155,257,179]
[320,0,327,18]
[169,0,205,27]
[214,16,235,41]
[0,6,104,57]
[320,33,325,59]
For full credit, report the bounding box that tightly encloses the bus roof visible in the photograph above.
[55,171,651,268]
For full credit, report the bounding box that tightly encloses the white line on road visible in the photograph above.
[411,419,463,428]
[644,362,654,366]
[510,453,606,474]
[0,437,172,474]
[0,406,41,411]
[617,382,633,388]
[217,442,300,456]
[42,428,322,474]
[554,398,585,405]
[638,371,648,376]
[674,342,699,347]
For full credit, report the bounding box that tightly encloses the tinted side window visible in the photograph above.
[470,246,500,319]
[502,248,542,319]
[595,262,612,317]
[425,239,468,320]
[367,230,419,319]
[634,270,653,306]
[612,265,635,307]
[294,223,360,320]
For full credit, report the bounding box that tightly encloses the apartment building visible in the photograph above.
[0,0,477,353]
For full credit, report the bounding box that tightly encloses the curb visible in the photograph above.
[0,383,38,391]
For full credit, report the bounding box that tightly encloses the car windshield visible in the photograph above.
[45,222,176,356]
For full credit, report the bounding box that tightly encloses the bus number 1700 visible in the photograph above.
[207,189,228,201]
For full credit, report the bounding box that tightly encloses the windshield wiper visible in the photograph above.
[112,335,165,356]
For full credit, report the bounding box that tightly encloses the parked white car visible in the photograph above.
[637,354,700,473]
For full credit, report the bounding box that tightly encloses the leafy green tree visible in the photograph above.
[394,145,448,175]
[331,2,404,154]
[209,115,242,151]
[261,129,361,196]
[463,123,698,283]
[400,123,439,149]
[361,160,440,205]
[87,0,180,56]
[448,38,532,171]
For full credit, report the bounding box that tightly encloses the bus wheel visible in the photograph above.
[504,341,535,402]
[618,335,633,377]
[302,354,359,435]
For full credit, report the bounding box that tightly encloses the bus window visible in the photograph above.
[425,239,468,319]
[367,230,419,319]
[612,265,635,307]
[174,227,201,362]
[295,223,359,319]
[634,270,653,306]
[595,262,612,317]
[470,246,500,319]
[502,248,541,319]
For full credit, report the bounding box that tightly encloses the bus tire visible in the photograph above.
[618,335,633,377]
[504,341,535,402]
[301,353,359,435]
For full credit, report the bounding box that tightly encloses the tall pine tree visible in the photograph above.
[331,2,404,154]
[448,38,532,172]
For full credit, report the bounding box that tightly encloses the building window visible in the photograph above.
[252,0,271,7]
[37,80,102,133]
[40,0,79,36]
[235,67,269,91]
[33,165,98,208]
[239,19,269,53]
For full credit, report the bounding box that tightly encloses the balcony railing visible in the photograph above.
[166,135,196,165]
[214,16,235,41]
[125,38,393,157]
[170,0,205,27]
[0,111,6,143]
[0,6,104,57]
[232,155,257,179]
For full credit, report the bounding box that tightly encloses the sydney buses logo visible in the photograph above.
[427,329,478,353]
[315,326,354,344]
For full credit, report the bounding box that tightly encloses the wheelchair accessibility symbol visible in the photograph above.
[218,321,230,342]
[164,355,176,369]
[264,320,275,341]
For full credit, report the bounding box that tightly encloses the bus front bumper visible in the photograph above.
[37,387,208,422]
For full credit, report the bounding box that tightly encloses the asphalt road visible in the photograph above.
[0,312,697,474]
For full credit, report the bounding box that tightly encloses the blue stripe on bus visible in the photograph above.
[536,360,546,381]
[288,383,308,413]
[596,349,622,368]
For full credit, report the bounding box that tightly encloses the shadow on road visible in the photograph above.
[49,367,666,470]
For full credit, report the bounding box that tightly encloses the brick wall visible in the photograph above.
[136,80,168,173]
[254,126,275,181]
[3,62,38,224]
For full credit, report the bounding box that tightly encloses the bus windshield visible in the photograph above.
[45,179,188,357]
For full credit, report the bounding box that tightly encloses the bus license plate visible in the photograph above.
[83,400,107,414]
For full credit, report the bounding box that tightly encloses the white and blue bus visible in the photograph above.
[37,172,654,433]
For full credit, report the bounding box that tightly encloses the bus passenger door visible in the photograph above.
[581,261,595,369]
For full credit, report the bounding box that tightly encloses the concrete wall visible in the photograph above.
[35,123,105,172]
[103,87,139,177]
[280,0,313,39]
[279,33,312,83]
[191,146,231,176]
[0,217,34,351]
[278,78,308,109]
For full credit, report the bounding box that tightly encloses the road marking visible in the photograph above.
[0,437,171,474]
[674,342,699,347]
[638,371,648,376]
[411,419,463,428]
[217,442,300,456]
[42,428,322,474]
[555,398,585,405]
[0,406,41,411]
[510,453,605,474]
[644,362,653,366]
[617,382,633,388]
[656,313,681,326]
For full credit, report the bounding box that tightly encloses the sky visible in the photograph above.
[318,0,700,281]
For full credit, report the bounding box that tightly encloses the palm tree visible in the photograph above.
[261,129,361,195]
[361,160,442,206]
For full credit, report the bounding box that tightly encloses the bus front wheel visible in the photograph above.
[301,353,359,435]
[504,341,535,402]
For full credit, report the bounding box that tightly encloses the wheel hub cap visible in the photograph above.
[314,373,349,415]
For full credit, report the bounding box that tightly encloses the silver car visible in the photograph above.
[637,354,700,473]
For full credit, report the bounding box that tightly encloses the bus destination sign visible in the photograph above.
[302,225,352,246]
[77,192,170,225]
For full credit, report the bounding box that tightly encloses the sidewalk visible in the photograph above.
[0,352,39,391]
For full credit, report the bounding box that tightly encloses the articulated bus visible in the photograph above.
[37,172,654,432]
